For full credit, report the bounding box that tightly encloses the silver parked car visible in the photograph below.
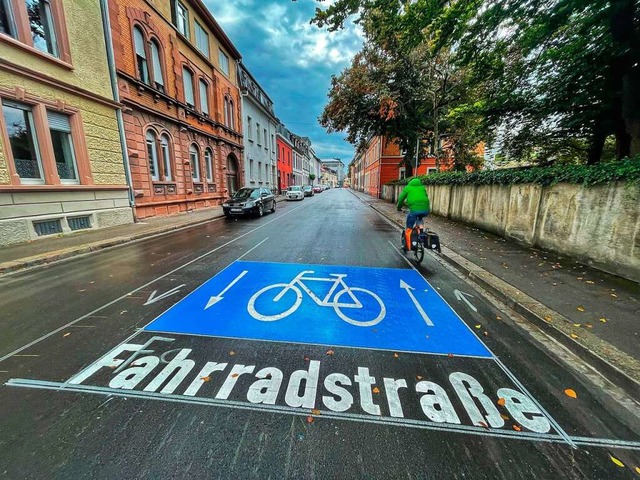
[285,185,304,201]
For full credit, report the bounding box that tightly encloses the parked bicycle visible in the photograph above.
[247,270,386,327]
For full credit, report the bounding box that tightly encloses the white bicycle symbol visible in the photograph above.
[247,270,386,327]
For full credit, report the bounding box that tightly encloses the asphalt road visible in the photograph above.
[0,189,639,479]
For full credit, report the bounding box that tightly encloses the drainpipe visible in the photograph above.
[99,0,137,220]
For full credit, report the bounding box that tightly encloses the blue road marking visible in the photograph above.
[144,261,492,357]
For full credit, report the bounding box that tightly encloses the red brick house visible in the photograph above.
[108,0,244,218]
[276,124,293,194]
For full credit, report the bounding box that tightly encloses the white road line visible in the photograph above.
[387,240,577,449]
[0,205,302,364]
[7,378,640,451]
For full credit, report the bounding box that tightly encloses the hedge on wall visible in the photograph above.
[386,156,640,187]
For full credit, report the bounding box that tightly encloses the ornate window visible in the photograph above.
[146,130,159,180]
[204,148,213,182]
[199,79,208,115]
[160,134,172,181]
[183,67,195,108]
[150,39,164,92]
[133,26,149,84]
[189,143,200,181]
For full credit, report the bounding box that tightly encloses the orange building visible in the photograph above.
[351,136,440,198]
[108,0,244,218]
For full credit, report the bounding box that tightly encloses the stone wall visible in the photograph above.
[382,182,640,282]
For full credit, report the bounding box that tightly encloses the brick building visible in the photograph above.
[0,0,134,246]
[108,0,244,218]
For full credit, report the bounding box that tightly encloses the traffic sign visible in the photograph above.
[144,261,492,357]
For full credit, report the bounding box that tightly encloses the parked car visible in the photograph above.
[303,185,314,197]
[222,187,276,218]
[313,185,322,193]
[285,185,304,201]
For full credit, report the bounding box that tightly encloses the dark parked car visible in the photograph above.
[303,185,314,197]
[223,187,276,218]
[313,185,322,193]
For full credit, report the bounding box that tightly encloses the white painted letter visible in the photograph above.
[497,388,551,433]
[143,349,195,394]
[285,360,320,409]
[68,343,143,385]
[247,367,284,405]
[109,356,159,390]
[323,373,353,412]
[215,364,256,400]
[183,362,228,397]
[354,367,380,415]
[383,378,407,418]
[450,372,504,428]
[416,381,460,424]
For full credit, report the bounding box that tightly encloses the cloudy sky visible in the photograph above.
[205,0,362,161]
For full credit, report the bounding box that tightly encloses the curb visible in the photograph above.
[363,197,640,400]
[0,212,225,276]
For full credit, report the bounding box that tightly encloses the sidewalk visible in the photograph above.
[0,205,226,274]
[350,189,640,397]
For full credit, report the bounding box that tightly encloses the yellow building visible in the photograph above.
[0,0,133,246]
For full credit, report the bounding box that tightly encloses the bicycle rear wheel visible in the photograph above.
[414,242,424,264]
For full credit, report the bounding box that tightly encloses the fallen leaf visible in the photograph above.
[496,316,502,320]
[585,323,593,329]
[231,373,239,378]
[497,398,506,406]
[577,306,585,312]
[303,355,310,362]
[512,425,522,432]
[599,318,607,323]
[572,323,581,327]
[311,409,321,415]
[393,353,399,358]
[416,375,423,380]
[475,324,482,329]
[544,315,553,322]
[564,388,577,398]
[229,351,236,356]
[586,280,594,284]
[477,421,489,429]
[500,414,510,420]
[610,455,624,468]
[448,353,454,358]
[306,416,314,424]
[570,333,579,339]
[63,332,71,337]
[577,277,583,280]
[611,293,618,298]
[201,376,211,382]
[635,466,640,474]
[372,387,380,394]
[325,349,335,356]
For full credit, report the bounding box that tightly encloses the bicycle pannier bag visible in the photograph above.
[410,229,420,251]
[426,231,441,252]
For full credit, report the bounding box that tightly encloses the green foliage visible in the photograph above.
[387,157,640,187]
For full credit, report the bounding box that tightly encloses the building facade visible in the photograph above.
[276,123,293,193]
[108,0,244,218]
[290,133,309,186]
[238,63,277,191]
[0,0,134,246]
[351,136,437,197]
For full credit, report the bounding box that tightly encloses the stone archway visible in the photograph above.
[225,154,240,194]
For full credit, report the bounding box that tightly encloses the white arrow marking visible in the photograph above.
[205,270,248,309]
[144,284,186,305]
[454,290,478,312]
[400,279,433,326]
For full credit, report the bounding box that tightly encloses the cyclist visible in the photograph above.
[396,177,430,250]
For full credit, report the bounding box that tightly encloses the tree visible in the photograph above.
[309,173,316,185]
[310,0,640,163]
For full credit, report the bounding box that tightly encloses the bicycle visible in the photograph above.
[400,210,440,264]
[247,270,386,327]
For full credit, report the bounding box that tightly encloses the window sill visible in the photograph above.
[0,34,73,70]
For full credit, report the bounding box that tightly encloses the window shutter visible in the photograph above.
[47,111,71,132]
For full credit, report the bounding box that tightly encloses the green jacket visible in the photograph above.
[397,177,430,212]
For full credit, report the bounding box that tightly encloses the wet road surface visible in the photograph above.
[0,189,639,479]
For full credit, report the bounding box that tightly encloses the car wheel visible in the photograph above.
[224,213,232,220]
[271,201,276,213]
[257,204,264,217]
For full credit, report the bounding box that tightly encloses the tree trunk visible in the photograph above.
[587,118,607,164]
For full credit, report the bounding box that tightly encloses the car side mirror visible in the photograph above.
[261,193,268,197]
